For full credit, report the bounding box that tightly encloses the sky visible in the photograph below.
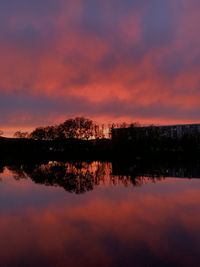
[0,0,200,136]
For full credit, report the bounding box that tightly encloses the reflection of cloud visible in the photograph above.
[0,179,200,266]
[0,0,200,131]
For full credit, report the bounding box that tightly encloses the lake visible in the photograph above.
[0,161,200,267]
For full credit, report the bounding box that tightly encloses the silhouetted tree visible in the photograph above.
[130,122,140,128]
[108,123,117,138]
[30,127,47,140]
[93,124,105,139]
[14,131,29,139]
[29,117,104,140]
[119,122,129,128]
[58,117,96,140]
[43,126,59,140]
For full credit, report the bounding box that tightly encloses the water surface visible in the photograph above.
[0,161,200,267]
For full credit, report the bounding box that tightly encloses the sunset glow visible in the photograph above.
[0,0,200,135]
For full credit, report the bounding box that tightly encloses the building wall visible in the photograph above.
[112,124,200,142]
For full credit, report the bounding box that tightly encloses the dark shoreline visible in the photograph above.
[0,136,199,163]
[0,136,200,193]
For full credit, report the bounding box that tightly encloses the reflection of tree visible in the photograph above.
[7,165,28,180]
[4,161,168,193]
[7,162,111,194]
[0,165,5,174]
[131,175,164,187]
[0,164,5,181]
[30,162,98,194]
[109,174,164,187]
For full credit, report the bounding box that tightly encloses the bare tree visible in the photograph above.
[14,131,29,139]
[59,117,96,140]
[29,117,105,140]
[30,127,47,140]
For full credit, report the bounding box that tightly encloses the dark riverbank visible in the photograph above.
[0,137,112,162]
[0,136,199,162]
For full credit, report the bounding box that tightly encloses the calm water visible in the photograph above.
[0,161,200,267]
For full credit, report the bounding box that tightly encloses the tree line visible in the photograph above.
[12,117,133,140]
[14,117,106,140]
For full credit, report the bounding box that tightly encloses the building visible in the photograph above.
[112,123,200,142]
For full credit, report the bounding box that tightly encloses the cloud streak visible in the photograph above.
[0,0,199,133]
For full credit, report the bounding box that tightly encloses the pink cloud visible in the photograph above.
[0,0,199,133]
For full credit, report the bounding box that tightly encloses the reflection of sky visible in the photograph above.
[0,170,200,266]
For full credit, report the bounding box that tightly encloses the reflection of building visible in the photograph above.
[112,162,200,179]
[112,124,200,141]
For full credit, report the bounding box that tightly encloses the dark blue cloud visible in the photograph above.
[0,0,60,50]
[0,92,200,127]
[0,0,60,16]
[142,0,175,48]
[78,0,114,37]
